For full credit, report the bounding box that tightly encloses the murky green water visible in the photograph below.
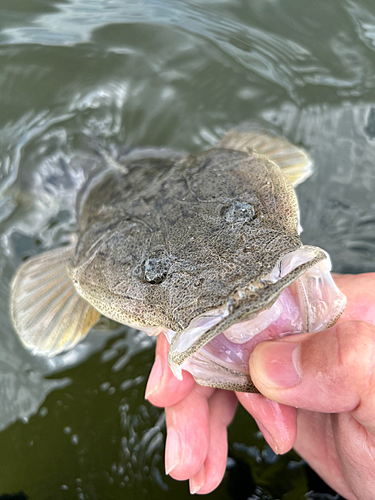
[1,1,375,499]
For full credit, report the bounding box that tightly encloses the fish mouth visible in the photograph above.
[164,245,346,392]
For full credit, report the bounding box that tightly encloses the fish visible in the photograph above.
[10,125,346,392]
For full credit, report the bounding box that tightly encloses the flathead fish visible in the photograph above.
[10,126,346,392]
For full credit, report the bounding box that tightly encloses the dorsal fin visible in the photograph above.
[10,245,100,356]
[218,128,313,187]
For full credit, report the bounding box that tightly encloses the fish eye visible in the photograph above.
[143,254,171,285]
[221,201,256,223]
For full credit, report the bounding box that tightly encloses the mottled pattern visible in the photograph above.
[71,148,302,335]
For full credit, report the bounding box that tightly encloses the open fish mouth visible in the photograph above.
[161,246,346,392]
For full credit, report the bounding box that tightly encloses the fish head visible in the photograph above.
[73,149,298,323]
[72,148,346,391]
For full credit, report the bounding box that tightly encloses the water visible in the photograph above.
[0,0,375,498]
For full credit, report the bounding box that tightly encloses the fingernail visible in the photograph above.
[252,342,301,389]
[145,355,163,400]
[255,419,279,454]
[189,465,205,494]
[165,427,182,475]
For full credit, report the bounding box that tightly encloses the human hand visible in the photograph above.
[244,273,375,500]
[145,273,375,498]
[145,328,297,494]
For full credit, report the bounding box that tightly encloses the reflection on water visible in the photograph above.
[0,0,374,498]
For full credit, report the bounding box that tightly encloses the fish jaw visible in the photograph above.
[146,246,346,392]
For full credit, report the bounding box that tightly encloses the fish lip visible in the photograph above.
[167,245,328,378]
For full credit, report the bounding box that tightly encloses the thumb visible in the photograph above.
[250,321,375,432]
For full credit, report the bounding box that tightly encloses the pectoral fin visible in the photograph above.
[218,128,313,187]
[10,246,100,356]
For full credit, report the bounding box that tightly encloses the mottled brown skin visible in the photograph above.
[70,148,302,337]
